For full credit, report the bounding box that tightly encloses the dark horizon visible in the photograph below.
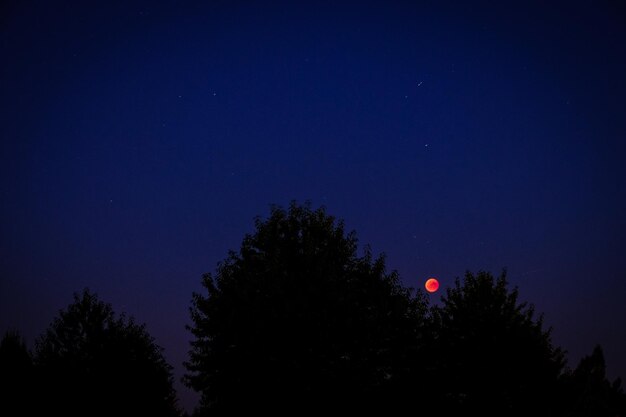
[2,1,625,413]
[3,204,624,415]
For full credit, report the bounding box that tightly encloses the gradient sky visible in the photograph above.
[2,1,625,412]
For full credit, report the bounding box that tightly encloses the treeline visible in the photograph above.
[0,290,180,416]
[1,202,625,416]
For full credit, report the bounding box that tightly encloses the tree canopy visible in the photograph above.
[184,203,626,416]
[185,202,429,414]
[3,203,625,416]
[430,270,566,415]
[34,289,180,417]
[562,345,626,416]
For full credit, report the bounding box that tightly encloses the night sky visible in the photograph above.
[2,1,625,412]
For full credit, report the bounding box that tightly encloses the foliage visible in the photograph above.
[430,270,566,415]
[9,203,620,415]
[34,289,180,416]
[184,202,428,414]
[561,345,626,417]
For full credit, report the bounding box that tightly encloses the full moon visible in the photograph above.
[425,278,439,293]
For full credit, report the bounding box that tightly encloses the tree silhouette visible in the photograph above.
[34,289,180,417]
[185,202,428,415]
[561,345,626,416]
[430,270,566,416]
[0,330,33,416]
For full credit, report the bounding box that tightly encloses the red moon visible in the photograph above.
[425,278,439,293]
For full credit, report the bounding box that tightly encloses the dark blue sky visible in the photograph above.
[2,1,625,412]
